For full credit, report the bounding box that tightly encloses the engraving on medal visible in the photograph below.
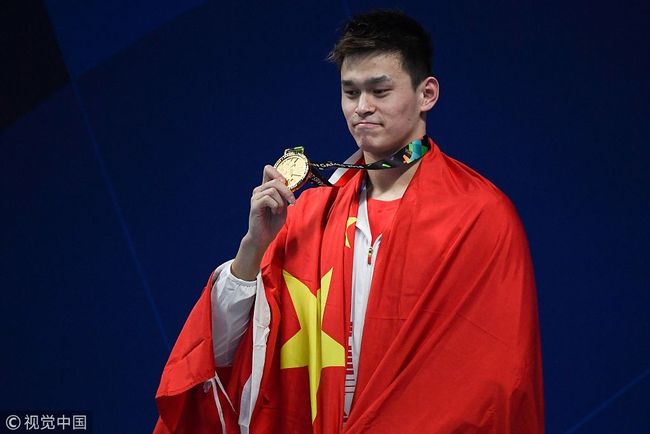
[274,149,310,192]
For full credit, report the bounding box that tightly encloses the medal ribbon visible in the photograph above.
[311,136,430,170]
[306,136,430,187]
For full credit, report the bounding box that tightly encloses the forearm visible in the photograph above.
[231,234,267,281]
[211,260,257,366]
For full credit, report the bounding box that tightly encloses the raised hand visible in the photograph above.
[231,165,296,280]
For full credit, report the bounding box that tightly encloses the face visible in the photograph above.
[340,52,437,161]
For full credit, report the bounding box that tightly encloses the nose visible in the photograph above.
[355,93,375,117]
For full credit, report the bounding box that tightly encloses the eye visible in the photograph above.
[343,89,360,98]
[373,89,389,97]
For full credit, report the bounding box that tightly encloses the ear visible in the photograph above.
[419,76,439,112]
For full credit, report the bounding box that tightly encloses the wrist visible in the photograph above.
[231,234,266,281]
[240,233,267,257]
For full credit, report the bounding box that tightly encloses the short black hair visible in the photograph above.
[327,10,434,88]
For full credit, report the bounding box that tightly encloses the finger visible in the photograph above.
[252,177,283,195]
[258,179,296,204]
[253,188,284,211]
[253,188,287,209]
[262,165,286,184]
[255,194,286,215]
[256,186,286,209]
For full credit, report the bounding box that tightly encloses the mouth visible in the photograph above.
[353,121,382,129]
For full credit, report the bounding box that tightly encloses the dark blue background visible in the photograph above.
[1,0,648,432]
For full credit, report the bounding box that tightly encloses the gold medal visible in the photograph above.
[272,137,431,192]
[274,147,311,192]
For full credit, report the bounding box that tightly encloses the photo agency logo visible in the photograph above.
[1,412,90,433]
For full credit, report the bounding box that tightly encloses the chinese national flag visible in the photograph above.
[154,139,544,433]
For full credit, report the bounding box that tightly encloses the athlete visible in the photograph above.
[155,10,544,434]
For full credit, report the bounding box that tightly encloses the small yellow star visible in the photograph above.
[280,268,345,422]
[345,217,357,248]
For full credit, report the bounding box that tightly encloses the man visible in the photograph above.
[154,10,544,434]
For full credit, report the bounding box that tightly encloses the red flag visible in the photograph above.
[154,140,544,433]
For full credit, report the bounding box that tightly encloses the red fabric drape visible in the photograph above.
[154,140,544,433]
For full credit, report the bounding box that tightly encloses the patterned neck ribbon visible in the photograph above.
[311,135,430,171]
[305,136,430,187]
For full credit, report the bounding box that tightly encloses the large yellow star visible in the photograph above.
[280,268,345,422]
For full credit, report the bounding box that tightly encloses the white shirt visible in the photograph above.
[212,188,380,416]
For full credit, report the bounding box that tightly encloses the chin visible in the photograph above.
[353,130,379,147]
[355,136,395,159]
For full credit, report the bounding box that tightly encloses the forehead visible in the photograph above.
[340,52,409,83]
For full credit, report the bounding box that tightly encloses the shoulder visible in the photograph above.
[425,149,519,218]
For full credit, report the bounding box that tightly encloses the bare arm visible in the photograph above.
[231,165,295,280]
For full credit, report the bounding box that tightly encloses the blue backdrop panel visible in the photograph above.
[45,0,205,77]
[0,87,167,432]
[563,368,650,434]
[1,0,649,433]
[0,0,69,129]
[75,0,349,346]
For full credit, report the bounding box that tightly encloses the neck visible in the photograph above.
[365,159,421,200]
[363,132,427,200]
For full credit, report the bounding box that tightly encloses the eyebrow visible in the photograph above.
[341,75,392,86]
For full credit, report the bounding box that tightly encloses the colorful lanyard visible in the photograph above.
[274,136,430,191]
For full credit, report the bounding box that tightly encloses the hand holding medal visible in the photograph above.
[232,136,431,279]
